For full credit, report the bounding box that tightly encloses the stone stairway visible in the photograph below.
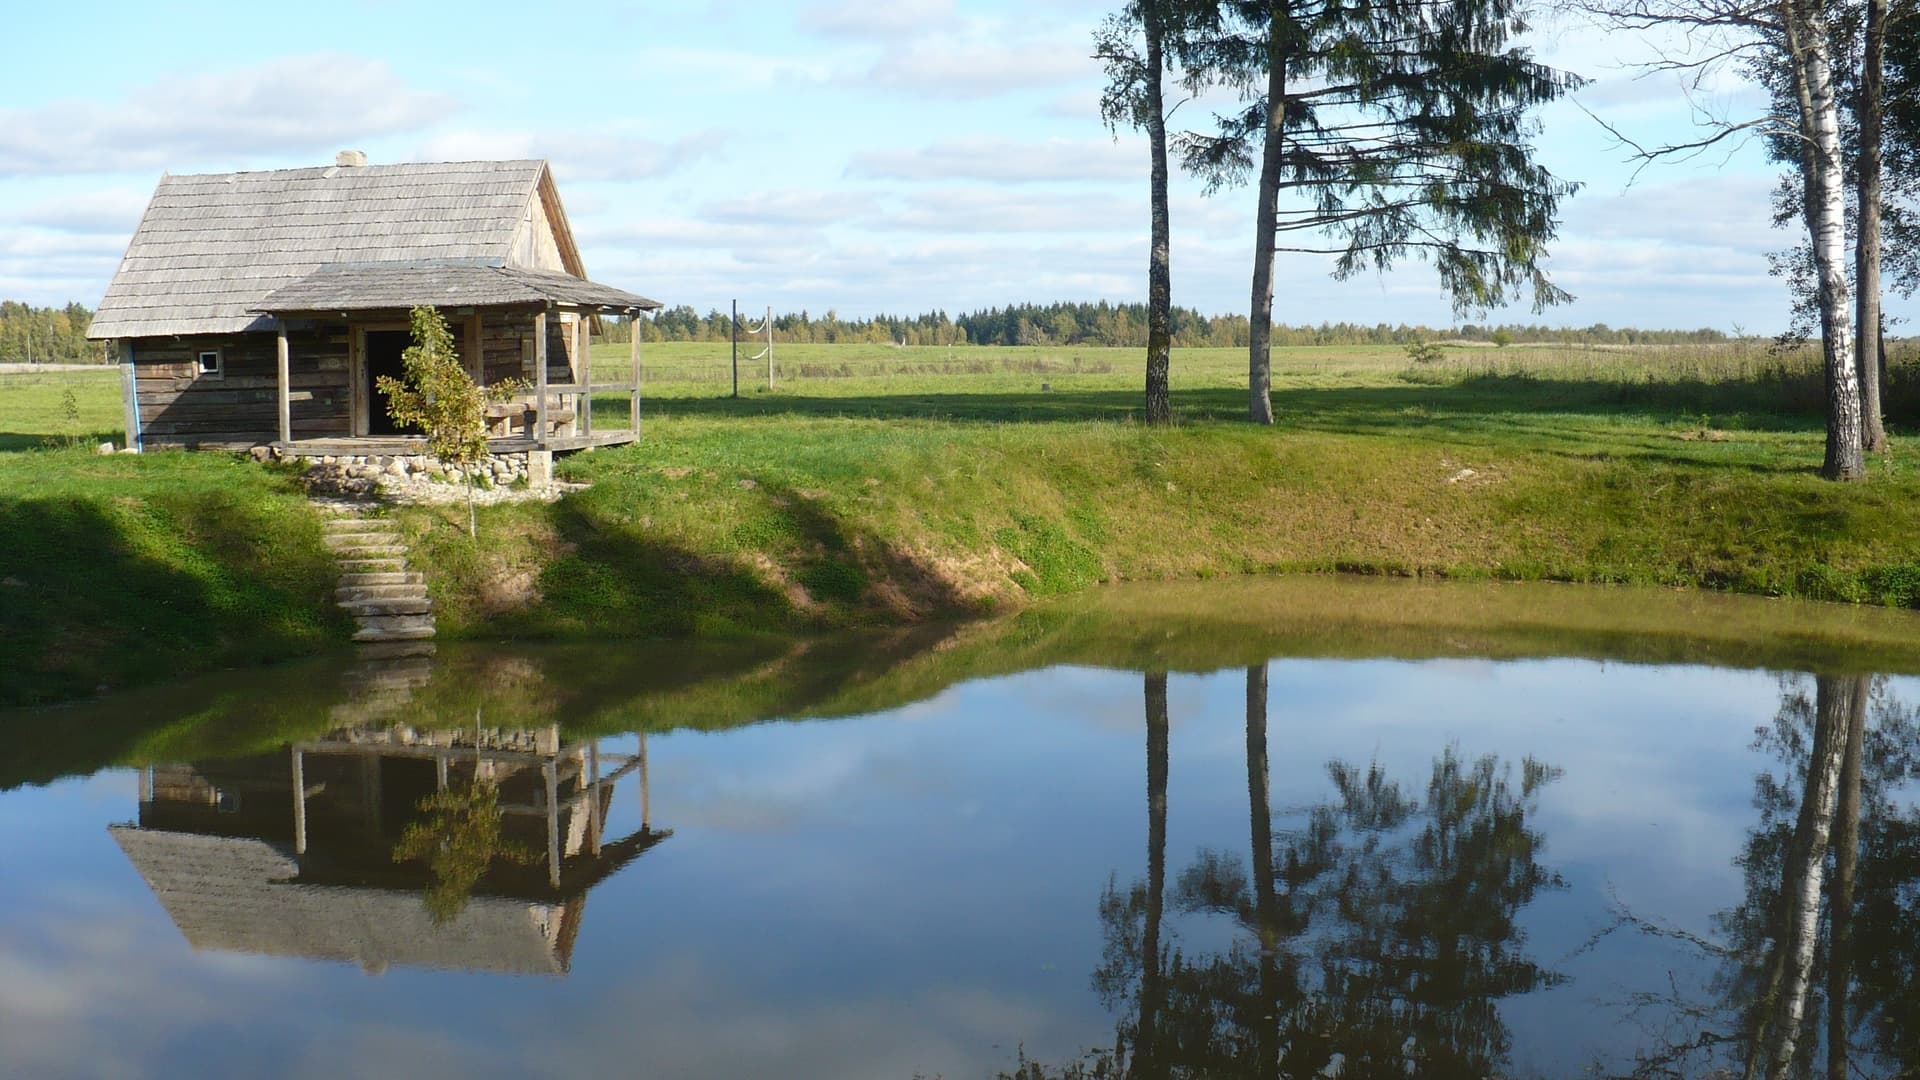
[322,513,436,643]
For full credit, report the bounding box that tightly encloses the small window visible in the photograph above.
[197,350,223,378]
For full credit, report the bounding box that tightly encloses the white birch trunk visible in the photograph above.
[1786,1,1865,480]
[1759,675,1856,1080]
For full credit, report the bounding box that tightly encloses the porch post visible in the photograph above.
[630,310,642,436]
[544,758,561,889]
[534,307,549,449]
[276,320,292,445]
[118,342,142,453]
[578,311,592,437]
[291,747,307,856]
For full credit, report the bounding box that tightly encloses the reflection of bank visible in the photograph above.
[109,723,667,977]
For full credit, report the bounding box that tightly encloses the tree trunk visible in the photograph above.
[1753,673,1855,1080]
[1144,15,1173,427]
[1825,676,1868,1080]
[1140,671,1170,1072]
[1245,663,1279,1079]
[1246,1,1288,426]
[1855,0,1889,454]
[1785,0,1865,480]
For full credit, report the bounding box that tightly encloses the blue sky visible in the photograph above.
[2,0,1907,332]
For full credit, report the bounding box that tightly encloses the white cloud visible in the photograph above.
[1565,173,1781,253]
[8,189,150,235]
[846,38,1096,100]
[867,187,1141,234]
[415,129,729,182]
[848,135,1141,183]
[698,190,874,227]
[647,46,837,90]
[0,55,454,176]
[797,0,957,40]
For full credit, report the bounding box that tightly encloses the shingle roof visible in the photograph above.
[90,160,649,339]
[253,261,662,314]
[109,826,574,976]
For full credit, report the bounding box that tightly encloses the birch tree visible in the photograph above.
[379,305,528,537]
[1762,0,1915,455]
[1579,0,1871,479]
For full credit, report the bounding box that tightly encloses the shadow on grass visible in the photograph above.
[630,369,1917,438]
[0,430,120,453]
[0,493,346,709]
[487,477,977,641]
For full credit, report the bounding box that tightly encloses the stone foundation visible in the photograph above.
[258,447,539,499]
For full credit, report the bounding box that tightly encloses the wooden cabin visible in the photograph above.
[111,719,667,977]
[87,153,662,454]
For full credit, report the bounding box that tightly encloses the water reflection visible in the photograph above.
[1071,668,1562,1079]
[2,582,1919,1078]
[1597,675,1920,1079]
[112,650,668,976]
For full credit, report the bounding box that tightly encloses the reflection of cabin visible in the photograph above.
[87,153,662,453]
[109,723,666,977]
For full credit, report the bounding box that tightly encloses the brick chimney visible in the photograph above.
[335,150,369,167]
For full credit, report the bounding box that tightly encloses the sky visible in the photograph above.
[1,0,1909,334]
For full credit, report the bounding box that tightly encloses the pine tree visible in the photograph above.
[1176,0,1580,423]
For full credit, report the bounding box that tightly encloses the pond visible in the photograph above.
[2,579,1918,1079]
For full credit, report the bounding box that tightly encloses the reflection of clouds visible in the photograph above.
[661,711,966,833]
[525,957,1064,1080]
[283,1026,480,1080]
[5,658,1915,1077]
[0,908,252,1079]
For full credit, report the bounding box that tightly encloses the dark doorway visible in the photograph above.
[364,330,416,435]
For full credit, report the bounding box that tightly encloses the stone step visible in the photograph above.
[338,571,426,587]
[341,597,434,617]
[323,518,397,530]
[327,544,411,559]
[323,533,405,548]
[354,612,436,632]
[352,625,439,643]
[352,641,439,662]
[337,583,431,601]
[338,558,408,573]
[324,531,403,545]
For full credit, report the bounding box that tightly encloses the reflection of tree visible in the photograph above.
[391,780,535,924]
[1085,665,1564,1078]
[1603,674,1920,1080]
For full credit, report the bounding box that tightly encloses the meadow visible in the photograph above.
[5,339,1919,705]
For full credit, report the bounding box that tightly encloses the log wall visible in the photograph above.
[130,326,351,448]
[128,310,584,449]
[478,308,579,388]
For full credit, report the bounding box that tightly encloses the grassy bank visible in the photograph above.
[13,576,1920,792]
[404,339,1920,640]
[5,341,1920,706]
[0,439,347,706]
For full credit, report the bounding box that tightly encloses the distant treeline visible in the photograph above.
[623,301,1741,349]
[4,297,1746,361]
[0,302,99,364]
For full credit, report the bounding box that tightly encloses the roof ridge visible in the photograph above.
[157,159,549,183]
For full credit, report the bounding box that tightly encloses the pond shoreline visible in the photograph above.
[7,422,1920,708]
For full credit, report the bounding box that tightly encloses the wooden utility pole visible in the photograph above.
[731,299,740,399]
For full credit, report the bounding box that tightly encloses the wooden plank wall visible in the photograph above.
[133,327,350,447]
[481,309,577,388]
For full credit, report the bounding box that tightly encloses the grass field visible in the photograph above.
[4,339,1920,705]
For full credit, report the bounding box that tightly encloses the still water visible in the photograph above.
[3,582,1918,1078]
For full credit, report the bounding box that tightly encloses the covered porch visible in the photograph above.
[251,262,662,455]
